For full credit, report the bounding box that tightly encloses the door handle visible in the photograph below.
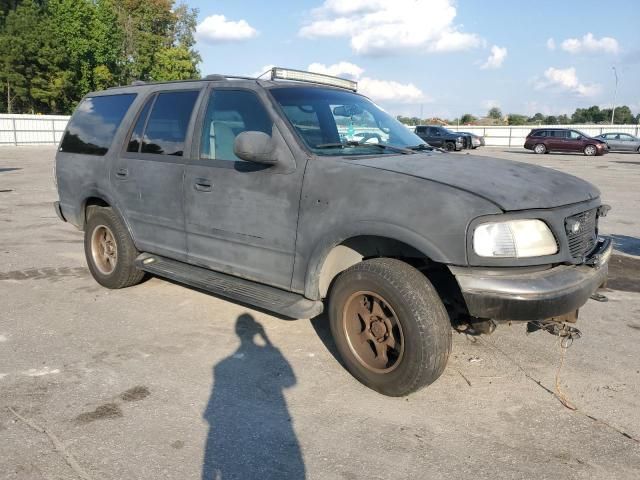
[194,178,213,192]
[115,168,128,178]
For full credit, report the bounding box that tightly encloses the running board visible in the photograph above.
[135,253,323,319]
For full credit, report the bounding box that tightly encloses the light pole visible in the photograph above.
[610,66,618,125]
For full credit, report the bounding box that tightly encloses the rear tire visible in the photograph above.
[328,258,452,396]
[534,143,546,154]
[444,142,455,151]
[584,145,597,156]
[84,207,145,289]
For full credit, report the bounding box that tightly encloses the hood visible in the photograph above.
[348,153,600,211]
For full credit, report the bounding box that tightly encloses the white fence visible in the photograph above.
[1,114,639,148]
[0,114,69,146]
[442,124,640,147]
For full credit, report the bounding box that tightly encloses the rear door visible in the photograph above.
[183,87,304,289]
[604,133,622,151]
[112,87,203,260]
[415,126,430,143]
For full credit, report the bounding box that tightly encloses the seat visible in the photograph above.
[204,121,238,160]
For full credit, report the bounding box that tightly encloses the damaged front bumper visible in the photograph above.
[450,237,612,322]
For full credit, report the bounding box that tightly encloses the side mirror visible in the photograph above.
[234,131,277,165]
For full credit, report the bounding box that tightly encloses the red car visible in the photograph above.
[524,128,608,156]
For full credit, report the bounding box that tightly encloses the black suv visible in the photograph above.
[54,68,611,396]
[414,125,466,151]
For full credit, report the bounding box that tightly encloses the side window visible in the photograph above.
[533,130,546,137]
[416,126,426,134]
[428,127,440,136]
[568,130,581,139]
[60,94,136,155]
[200,90,273,161]
[620,134,632,140]
[139,90,199,156]
[127,96,154,152]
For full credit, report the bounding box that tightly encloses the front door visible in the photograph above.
[427,127,444,147]
[112,88,202,260]
[566,130,585,152]
[183,88,304,289]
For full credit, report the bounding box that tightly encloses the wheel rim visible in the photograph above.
[585,145,596,155]
[91,225,117,275]
[535,144,545,153]
[342,291,405,373]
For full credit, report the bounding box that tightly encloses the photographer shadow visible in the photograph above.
[202,313,305,480]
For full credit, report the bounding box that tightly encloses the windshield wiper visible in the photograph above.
[315,141,414,155]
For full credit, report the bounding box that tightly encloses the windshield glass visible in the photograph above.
[270,87,425,156]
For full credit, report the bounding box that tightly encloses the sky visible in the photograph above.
[186,0,640,120]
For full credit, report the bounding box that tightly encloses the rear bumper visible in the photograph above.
[451,237,612,321]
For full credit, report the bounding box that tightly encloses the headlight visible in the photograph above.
[473,219,557,258]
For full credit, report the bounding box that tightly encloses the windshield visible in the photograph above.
[269,87,425,156]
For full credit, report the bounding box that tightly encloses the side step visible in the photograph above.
[135,253,323,319]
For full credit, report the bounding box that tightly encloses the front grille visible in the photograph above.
[566,209,598,258]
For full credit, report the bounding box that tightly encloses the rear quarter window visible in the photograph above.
[60,94,136,155]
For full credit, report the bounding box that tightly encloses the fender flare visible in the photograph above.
[303,221,450,299]
[79,187,137,246]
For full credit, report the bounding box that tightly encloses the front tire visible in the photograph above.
[444,142,455,151]
[328,258,452,396]
[584,145,597,156]
[84,207,145,289]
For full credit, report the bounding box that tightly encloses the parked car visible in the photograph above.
[593,132,640,152]
[524,128,608,156]
[455,131,484,148]
[414,125,466,151]
[54,68,611,397]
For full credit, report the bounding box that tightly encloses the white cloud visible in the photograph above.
[547,38,556,50]
[249,64,275,78]
[307,62,429,103]
[307,61,364,80]
[196,15,258,44]
[480,45,507,69]
[299,0,482,56]
[536,67,601,97]
[560,33,619,55]
[358,78,426,103]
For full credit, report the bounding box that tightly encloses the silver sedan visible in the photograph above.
[594,132,640,152]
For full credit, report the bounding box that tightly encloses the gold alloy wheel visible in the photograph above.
[342,291,405,373]
[91,224,117,275]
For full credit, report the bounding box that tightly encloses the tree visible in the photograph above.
[0,0,59,113]
[528,112,545,123]
[460,113,476,124]
[507,114,527,125]
[487,107,502,120]
[544,115,558,125]
[0,0,201,113]
[150,45,198,81]
[612,105,634,124]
